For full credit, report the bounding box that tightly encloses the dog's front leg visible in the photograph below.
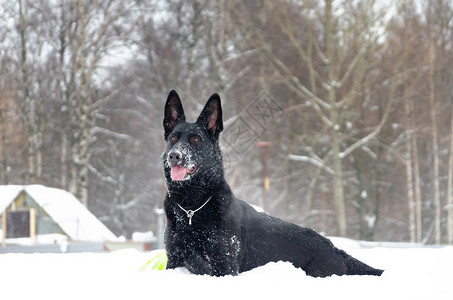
[164,232,184,269]
[185,251,239,277]
[212,258,239,277]
[166,252,184,270]
[184,253,215,275]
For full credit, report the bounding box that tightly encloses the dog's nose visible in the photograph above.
[168,150,183,165]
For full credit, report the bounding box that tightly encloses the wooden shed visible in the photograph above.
[0,185,116,246]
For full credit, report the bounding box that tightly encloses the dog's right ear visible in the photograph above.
[163,90,185,139]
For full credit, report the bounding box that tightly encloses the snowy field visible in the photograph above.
[1,238,452,300]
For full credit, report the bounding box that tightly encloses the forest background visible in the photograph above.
[1,0,453,244]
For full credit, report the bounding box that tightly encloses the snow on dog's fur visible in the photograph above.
[162,90,383,277]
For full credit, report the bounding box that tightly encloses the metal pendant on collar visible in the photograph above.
[177,196,212,225]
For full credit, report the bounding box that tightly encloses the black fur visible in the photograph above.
[162,90,384,277]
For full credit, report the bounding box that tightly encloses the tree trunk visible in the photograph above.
[428,41,441,244]
[405,97,416,243]
[18,0,36,182]
[411,101,423,243]
[36,112,43,179]
[0,100,9,184]
[58,2,68,190]
[447,101,453,244]
[68,3,79,198]
[76,0,90,207]
[325,0,346,236]
[332,126,347,236]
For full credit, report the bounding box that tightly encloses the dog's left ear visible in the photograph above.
[197,93,223,138]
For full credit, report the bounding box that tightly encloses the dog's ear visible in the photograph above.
[197,93,223,138]
[163,90,185,139]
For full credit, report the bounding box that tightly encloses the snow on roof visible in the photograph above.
[0,185,117,242]
[0,185,23,210]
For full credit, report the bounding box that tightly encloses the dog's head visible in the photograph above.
[162,90,224,191]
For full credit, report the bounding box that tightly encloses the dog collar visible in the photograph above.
[176,196,213,225]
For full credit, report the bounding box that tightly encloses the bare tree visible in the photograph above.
[0,10,12,185]
[398,1,424,243]
[17,0,38,181]
[65,0,140,206]
[2,0,453,242]
[230,0,395,236]
[428,40,441,244]
[405,93,416,243]
[444,28,453,245]
[414,0,453,244]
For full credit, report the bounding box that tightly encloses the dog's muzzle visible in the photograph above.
[167,149,196,181]
[168,149,183,166]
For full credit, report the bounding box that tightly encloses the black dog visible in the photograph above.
[162,90,383,277]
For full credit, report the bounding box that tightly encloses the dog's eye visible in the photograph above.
[170,135,177,142]
[190,136,200,144]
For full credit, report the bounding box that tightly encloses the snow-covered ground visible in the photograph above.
[0,238,452,300]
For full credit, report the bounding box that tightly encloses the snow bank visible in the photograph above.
[0,243,452,300]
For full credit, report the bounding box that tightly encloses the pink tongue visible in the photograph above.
[171,165,188,181]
